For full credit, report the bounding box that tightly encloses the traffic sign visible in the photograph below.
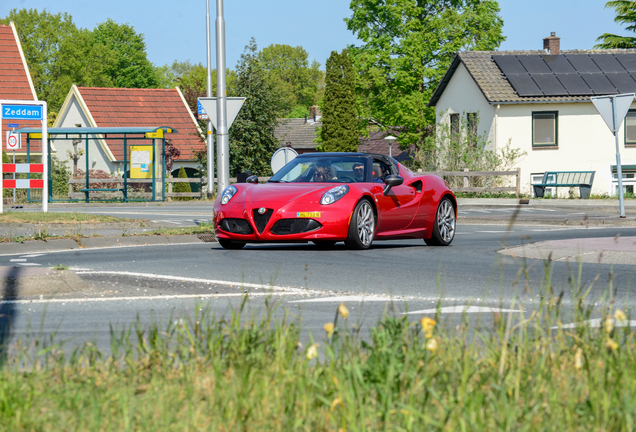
[197,100,209,120]
[2,104,43,120]
[591,93,635,134]
[6,131,21,150]
[197,97,246,129]
[7,123,19,128]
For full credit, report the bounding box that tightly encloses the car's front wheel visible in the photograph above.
[345,199,375,250]
[425,196,455,246]
[218,239,246,249]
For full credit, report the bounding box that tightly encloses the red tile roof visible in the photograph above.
[77,87,204,160]
[0,24,41,153]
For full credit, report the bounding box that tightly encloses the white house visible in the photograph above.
[52,85,205,178]
[429,33,636,197]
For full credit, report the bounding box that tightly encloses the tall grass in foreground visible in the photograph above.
[1,283,635,430]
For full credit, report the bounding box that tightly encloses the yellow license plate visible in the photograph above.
[297,212,320,218]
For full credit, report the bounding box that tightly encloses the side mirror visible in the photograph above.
[383,175,403,196]
[246,175,258,184]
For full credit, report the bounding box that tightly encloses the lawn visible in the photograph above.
[0,211,132,224]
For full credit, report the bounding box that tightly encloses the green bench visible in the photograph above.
[532,171,595,199]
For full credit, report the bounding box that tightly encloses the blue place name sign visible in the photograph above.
[2,104,43,120]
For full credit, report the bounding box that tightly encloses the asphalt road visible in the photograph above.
[2,222,636,354]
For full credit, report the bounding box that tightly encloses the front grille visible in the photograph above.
[252,209,273,233]
[219,218,253,234]
[270,218,322,235]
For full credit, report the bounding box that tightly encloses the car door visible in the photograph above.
[372,159,419,232]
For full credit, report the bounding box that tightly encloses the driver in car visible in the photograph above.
[353,162,365,182]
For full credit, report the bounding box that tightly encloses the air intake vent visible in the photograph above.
[270,218,322,235]
[219,218,253,235]
[252,209,273,233]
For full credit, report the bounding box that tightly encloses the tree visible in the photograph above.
[91,18,158,88]
[345,0,505,148]
[258,44,324,117]
[596,1,636,48]
[173,166,192,201]
[228,38,280,176]
[320,50,359,152]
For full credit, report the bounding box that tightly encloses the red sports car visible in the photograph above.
[213,153,456,249]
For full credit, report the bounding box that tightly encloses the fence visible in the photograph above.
[420,168,521,197]
[68,177,205,200]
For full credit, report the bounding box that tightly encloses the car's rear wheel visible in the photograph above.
[218,238,246,249]
[345,199,375,250]
[425,196,455,246]
[312,240,337,248]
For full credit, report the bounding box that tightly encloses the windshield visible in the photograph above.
[269,156,369,183]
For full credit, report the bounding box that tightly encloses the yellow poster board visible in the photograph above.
[130,145,153,179]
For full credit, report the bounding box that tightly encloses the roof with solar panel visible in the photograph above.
[428,33,636,106]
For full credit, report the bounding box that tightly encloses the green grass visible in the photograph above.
[140,222,215,237]
[1,262,635,430]
[0,212,133,224]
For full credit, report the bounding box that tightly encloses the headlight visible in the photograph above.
[320,185,349,205]
[220,185,238,205]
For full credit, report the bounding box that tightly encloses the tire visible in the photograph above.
[345,199,376,250]
[218,238,246,249]
[312,240,337,248]
[425,196,456,246]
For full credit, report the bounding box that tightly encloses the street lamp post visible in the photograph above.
[215,0,229,195]
[384,135,397,158]
[205,0,214,198]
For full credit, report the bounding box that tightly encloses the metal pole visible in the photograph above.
[12,150,15,203]
[0,114,3,214]
[85,134,89,203]
[206,0,215,198]
[613,96,626,218]
[216,0,229,195]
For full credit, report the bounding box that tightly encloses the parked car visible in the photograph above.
[213,153,456,249]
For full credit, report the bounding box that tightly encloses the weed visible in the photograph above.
[51,264,69,270]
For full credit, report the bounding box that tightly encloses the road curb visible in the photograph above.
[458,217,636,227]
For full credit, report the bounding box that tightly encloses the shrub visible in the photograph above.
[173,166,192,201]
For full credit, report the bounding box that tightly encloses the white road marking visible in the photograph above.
[17,263,41,266]
[403,305,520,315]
[20,254,45,258]
[10,259,27,262]
[0,242,203,257]
[0,292,301,305]
[476,230,509,233]
[289,295,397,303]
[75,270,311,294]
[553,318,636,329]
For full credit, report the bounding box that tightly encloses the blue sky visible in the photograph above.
[0,1,628,70]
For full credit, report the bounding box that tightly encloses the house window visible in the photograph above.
[611,165,636,196]
[530,173,556,197]
[467,112,478,147]
[450,113,460,136]
[532,111,558,148]
[625,110,636,146]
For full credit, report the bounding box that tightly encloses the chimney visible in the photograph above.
[543,32,560,55]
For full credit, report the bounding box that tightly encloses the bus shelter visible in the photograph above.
[13,126,176,203]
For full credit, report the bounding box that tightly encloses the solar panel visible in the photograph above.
[542,55,576,73]
[615,54,636,72]
[565,55,601,73]
[529,73,567,96]
[590,54,626,72]
[555,74,593,95]
[517,55,551,73]
[492,55,527,74]
[580,73,618,94]
[506,73,543,96]
[605,72,636,93]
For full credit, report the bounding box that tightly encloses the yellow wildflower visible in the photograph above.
[306,343,319,360]
[614,309,627,322]
[606,338,619,351]
[324,322,335,338]
[330,398,342,412]
[338,302,349,319]
[604,317,614,334]
[426,338,438,352]
[574,348,584,370]
[421,317,436,339]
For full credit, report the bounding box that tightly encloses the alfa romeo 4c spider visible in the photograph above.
[213,153,456,250]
